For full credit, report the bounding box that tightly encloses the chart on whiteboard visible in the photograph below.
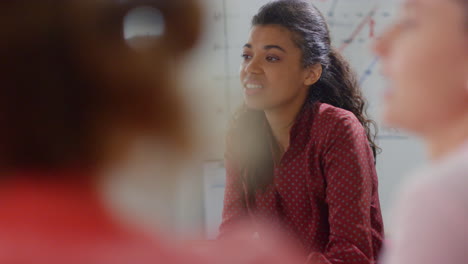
[199,0,405,140]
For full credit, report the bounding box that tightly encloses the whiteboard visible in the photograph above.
[195,0,427,238]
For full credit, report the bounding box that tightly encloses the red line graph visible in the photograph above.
[338,5,379,52]
[369,18,375,38]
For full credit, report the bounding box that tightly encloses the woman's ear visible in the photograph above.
[304,63,323,86]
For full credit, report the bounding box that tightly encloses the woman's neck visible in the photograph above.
[264,97,307,152]
[425,112,468,161]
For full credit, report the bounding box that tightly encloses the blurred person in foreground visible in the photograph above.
[373,0,468,263]
[0,0,304,263]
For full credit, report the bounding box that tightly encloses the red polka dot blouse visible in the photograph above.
[219,102,384,264]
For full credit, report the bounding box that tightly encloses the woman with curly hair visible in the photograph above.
[219,1,384,263]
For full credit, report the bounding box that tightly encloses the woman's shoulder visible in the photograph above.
[307,102,363,137]
[314,102,359,124]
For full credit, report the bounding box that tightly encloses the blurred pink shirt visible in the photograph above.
[382,141,468,264]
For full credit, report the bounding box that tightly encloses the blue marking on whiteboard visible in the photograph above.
[328,0,339,17]
[359,57,379,86]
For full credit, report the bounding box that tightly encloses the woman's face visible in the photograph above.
[373,0,468,135]
[240,25,319,111]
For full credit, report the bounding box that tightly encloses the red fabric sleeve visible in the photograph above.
[308,114,378,264]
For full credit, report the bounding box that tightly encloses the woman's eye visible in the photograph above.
[241,54,252,60]
[266,56,280,62]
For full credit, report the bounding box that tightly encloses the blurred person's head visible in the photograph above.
[374,0,468,157]
[0,0,201,175]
